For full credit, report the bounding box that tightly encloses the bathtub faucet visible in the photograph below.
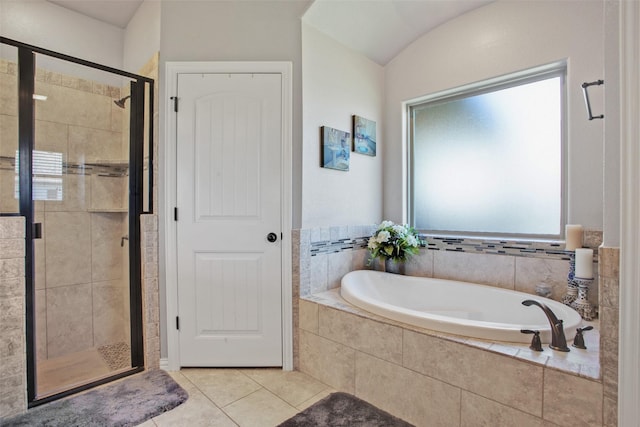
[521,300,570,352]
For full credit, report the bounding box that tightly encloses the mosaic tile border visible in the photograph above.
[308,226,602,263]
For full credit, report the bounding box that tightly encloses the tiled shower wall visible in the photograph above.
[0,59,130,361]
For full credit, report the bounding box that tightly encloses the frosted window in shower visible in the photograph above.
[14,150,63,201]
[409,68,564,238]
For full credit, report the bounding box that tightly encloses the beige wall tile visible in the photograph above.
[35,289,47,361]
[515,257,569,300]
[35,119,68,155]
[91,213,125,282]
[318,306,403,364]
[350,248,370,271]
[68,126,123,163]
[92,281,127,347]
[598,247,619,279]
[355,352,461,427]
[299,299,318,333]
[0,114,17,157]
[0,258,24,281]
[299,329,355,393]
[46,283,93,358]
[45,174,90,212]
[91,175,126,210]
[599,277,619,309]
[603,396,617,427]
[310,254,328,294]
[543,369,603,426]
[405,248,434,277]
[34,83,112,131]
[0,216,23,239]
[0,72,18,116]
[433,250,515,289]
[44,212,91,287]
[0,170,19,214]
[403,330,543,416]
[0,328,22,359]
[0,277,24,300]
[461,391,544,427]
[0,239,23,259]
[327,251,352,290]
[0,296,24,331]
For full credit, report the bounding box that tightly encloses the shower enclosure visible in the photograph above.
[0,37,153,405]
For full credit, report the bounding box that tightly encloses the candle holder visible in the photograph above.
[570,277,597,321]
[562,253,579,305]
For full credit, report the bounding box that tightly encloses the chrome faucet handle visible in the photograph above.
[572,325,594,349]
[521,329,543,352]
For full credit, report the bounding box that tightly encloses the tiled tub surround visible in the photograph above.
[300,292,603,426]
[598,246,620,427]
[294,226,617,426]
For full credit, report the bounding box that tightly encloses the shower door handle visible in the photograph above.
[33,223,42,239]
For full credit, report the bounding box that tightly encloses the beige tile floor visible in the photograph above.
[136,369,335,427]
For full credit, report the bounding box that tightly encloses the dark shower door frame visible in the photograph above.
[0,37,154,407]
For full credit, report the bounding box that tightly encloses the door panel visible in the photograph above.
[177,73,282,366]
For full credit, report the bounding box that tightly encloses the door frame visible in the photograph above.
[164,61,293,371]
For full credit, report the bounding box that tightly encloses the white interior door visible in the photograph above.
[176,72,282,366]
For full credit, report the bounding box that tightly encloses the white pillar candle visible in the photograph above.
[565,224,583,251]
[575,248,594,279]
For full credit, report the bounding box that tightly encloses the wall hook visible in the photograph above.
[581,80,604,120]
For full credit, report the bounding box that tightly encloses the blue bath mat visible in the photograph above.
[3,369,188,427]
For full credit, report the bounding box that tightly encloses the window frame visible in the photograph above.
[406,61,568,241]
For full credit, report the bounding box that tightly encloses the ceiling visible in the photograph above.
[45,0,492,65]
[303,0,492,65]
[47,0,144,29]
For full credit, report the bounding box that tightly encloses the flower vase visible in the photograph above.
[384,258,405,275]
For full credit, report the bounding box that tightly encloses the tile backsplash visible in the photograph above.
[296,225,601,307]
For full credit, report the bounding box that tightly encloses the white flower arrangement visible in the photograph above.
[367,220,423,263]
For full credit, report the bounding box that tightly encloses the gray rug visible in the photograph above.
[4,370,188,427]
[278,392,414,427]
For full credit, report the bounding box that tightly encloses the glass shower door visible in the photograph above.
[31,53,134,398]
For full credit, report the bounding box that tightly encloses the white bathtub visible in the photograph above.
[340,270,582,344]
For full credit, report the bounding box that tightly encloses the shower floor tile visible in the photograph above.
[37,347,112,397]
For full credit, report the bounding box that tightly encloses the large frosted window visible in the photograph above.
[409,68,565,238]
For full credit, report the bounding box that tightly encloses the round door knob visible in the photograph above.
[267,232,278,242]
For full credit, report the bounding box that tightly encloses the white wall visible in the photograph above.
[0,0,124,84]
[384,1,605,231]
[159,0,309,229]
[123,0,160,73]
[158,0,310,358]
[301,24,384,228]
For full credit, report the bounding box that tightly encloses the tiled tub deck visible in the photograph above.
[298,289,603,427]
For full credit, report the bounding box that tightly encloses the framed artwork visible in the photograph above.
[321,126,350,171]
[352,115,376,156]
